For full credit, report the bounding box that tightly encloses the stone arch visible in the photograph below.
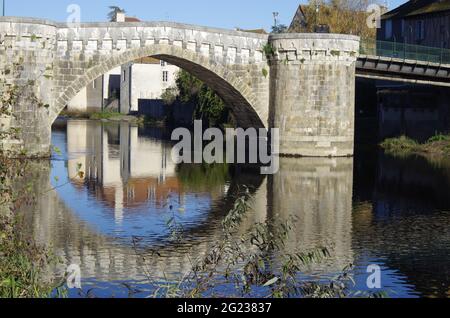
[52,44,265,128]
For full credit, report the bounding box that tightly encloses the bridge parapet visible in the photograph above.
[54,22,268,65]
[271,33,359,63]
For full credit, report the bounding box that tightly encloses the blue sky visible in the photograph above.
[3,0,408,31]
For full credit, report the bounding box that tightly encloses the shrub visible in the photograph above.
[380,136,419,154]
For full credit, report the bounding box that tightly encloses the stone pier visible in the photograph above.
[269,34,359,157]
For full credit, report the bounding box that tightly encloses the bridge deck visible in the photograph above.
[358,39,450,86]
[357,55,450,87]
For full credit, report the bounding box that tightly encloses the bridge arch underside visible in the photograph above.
[54,45,266,129]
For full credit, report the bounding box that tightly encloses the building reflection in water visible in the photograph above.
[66,120,187,225]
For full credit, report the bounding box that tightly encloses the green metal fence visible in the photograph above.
[360,39,450,65]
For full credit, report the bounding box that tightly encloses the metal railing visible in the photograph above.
[360,39,450,65]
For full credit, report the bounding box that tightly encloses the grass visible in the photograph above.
[380,136,420,154]
[59,109,146,124]
[0,158,63,298]
[59,109,123,120]
[58,110,96,119]
[381,134,450,157]
[0,217,57,298]
[89,110,123,120]
[60,110,169,127]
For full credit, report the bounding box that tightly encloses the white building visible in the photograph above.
[120,57,179,114]
[103,66,122,109]
[66,76,104,112]
[66,59,179,115]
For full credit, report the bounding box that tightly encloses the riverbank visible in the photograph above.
[380,135,450,157]
[59,110,166,127]
[0,158,61,298]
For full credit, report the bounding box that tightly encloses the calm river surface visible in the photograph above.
[18,119,450,298]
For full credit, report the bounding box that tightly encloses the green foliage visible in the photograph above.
[175,70,202,103]
[1,84,19,117]
[381,134,450,157]
[196,84,228,127]
[427,134,450,143]
[161,87,178,105]
[290,0,379,40]
[0,158,59,298]
[330,50,341,56]
[380,136,419,155]
[107,6,125,22]
[89,110,121,120]
[262,43,276,59]
[0,214,56,298]
[261,68,268,78]
[271,24,288,34]
[175,70,229,127]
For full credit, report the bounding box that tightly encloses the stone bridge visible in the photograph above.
[0,17,359,157]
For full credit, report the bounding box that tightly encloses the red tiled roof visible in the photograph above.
[125,17,141,22]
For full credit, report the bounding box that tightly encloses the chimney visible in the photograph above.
[114,11,125,22]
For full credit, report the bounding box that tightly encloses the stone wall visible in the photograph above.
[269,34,359,156]
[0,18,57,156]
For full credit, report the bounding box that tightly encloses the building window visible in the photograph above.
[162,71,169,82]
[415,20,425,40]
[160,60,166,67]
[122,69,126,82]
[385,19,392,39]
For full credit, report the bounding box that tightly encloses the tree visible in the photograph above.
[271,24,288,34]
[107,6,125,22]
[175,70,229,127]
[290,0,383,39]
[161,87,178,105]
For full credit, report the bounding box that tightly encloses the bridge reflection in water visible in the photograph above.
[269,157,354,273]
[16,120,450,297]
[19,120,356,289]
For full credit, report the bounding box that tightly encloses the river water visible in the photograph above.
[17,119,450,298]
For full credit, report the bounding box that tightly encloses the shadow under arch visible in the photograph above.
[52,45,266,129]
